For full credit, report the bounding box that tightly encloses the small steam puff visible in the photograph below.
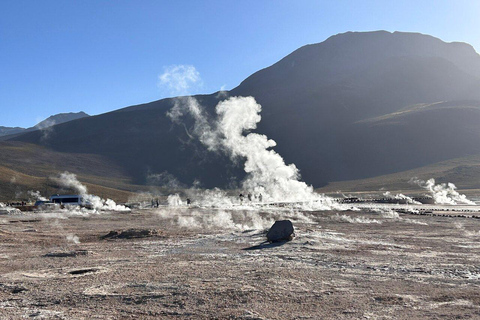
[28,190,48,202]
[166,96,341,209]
[66,234,80,244]
[383,191,420,204]
[159,65,203,97]
[333,213,381,224]
[55,172,130,211]
[410,178,475,205]
[155,208,312,231]
[167,194,183,207]
[0,202,21,215]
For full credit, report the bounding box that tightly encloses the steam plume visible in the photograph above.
[167,96,338,208]
[167,194,183,207]
[56,172,87,194]
[28,190,48,202]
[66,234,80,244]
[410,178,474,205]
[54,172,130,211]
[383,191,420,204]
[0,202,21,215]
[36,118,56,142]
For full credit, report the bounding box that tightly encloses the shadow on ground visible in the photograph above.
[242,240,288,251]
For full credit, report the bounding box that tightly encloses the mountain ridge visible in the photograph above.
[0,111,90,138]
[3,31,480,194]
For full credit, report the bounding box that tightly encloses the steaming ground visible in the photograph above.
[1,91,477,317]
[1,205,480,319]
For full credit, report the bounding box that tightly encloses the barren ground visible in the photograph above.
[1,207,480,319]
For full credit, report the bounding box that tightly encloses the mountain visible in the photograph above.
[0,112,89,138]
[0,126,25,137]
[3,31,480,194]
[34,112,90,130]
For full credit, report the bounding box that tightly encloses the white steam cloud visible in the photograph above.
[333,213,381,224]
[167,194,183,207]
[56,172,88,195]
[66,234,80,244]
[0,202,21,215]
[410,178,474,205]
[158,65,203,96]
[155,208,312,231]
[28,190,48,202]
[54,172,130,211]
[166,96,339,208]
[147,171,183,189]
[383,191,420,204]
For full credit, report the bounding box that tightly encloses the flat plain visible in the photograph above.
[1,206,480,319]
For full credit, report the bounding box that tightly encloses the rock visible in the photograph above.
[0,284,28,294]
[266,220,294,242]
[44,250,88,258]
[101,229,159,240]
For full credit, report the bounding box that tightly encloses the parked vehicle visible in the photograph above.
[49,195,92,209]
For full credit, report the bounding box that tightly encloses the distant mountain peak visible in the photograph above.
[34,111,90,129]
[0,126,25,136]
[0,111,90,138]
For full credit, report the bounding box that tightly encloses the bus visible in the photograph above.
[49,195,92,209]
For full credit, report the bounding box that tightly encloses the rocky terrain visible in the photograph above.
[1,206,479,319]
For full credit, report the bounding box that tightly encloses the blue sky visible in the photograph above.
[1,0,480,128]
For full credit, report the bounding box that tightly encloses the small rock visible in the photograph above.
[266,220,294,242]
[43,250,88,258]
[101,228,159,240]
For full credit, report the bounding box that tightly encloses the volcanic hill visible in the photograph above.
[3,31,480,198]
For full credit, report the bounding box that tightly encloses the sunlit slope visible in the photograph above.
[319,154,480,192]
[0,142,138,201]
[8,97,244,188]
[326,101,480,181]
[7,31,480,188]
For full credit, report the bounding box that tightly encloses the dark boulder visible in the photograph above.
[44,250,88,258]
[101,229,159,240]
[267,220,295,242]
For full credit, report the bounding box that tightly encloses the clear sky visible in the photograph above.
[1,0,480,128]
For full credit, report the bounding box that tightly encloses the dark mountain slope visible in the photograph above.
[8,31,480,189]
[9,97,242,187]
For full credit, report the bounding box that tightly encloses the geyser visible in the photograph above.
[167,96,338,209]
[54,172,130,211]
[411,178,475,205]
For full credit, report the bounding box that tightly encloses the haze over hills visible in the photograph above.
[3,31,480,196]
[0,126,24,137]
[0,112,89,138]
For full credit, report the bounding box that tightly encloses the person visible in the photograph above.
[186,198,191,205]
[247,193,252,202]
[258,193,263,202]
[156,199,159,208]
[239,193,244,203]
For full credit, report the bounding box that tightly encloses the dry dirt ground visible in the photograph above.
[1,207,480,319]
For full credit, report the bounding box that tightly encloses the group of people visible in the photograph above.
[151,198,192,207]
[238,192,263,203]
[6,201,27,207]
